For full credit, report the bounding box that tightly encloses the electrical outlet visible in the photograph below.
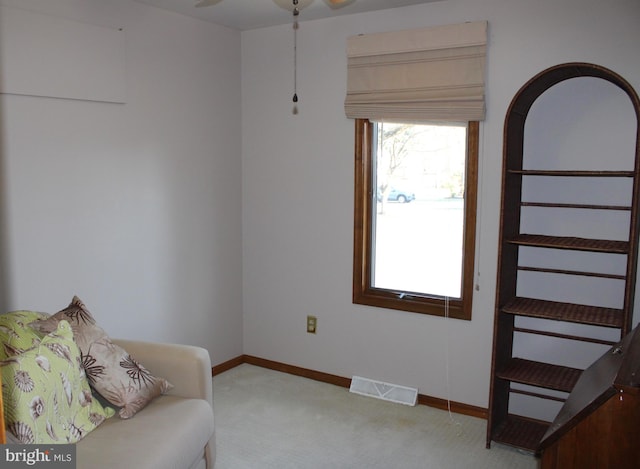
[306,315,317,334]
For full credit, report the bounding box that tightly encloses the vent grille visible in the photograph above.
[349,376,418,406]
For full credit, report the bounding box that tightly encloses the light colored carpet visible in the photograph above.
[212,364,539,469]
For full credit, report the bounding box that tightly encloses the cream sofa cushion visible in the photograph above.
[76,394,214,469]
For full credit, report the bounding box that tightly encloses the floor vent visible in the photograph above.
[349,376,418,406]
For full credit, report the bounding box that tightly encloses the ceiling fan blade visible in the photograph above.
[325,0,355,8]
[195,0,223,7]
[273,0,353,12]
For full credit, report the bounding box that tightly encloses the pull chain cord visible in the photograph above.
[444,296,463,436]
[292,0,299,114]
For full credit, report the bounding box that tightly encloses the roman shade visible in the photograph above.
[344,21,487,122]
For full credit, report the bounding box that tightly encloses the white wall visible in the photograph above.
[1,0,638,416]
[241,0,640,411]
[0,0,244,365]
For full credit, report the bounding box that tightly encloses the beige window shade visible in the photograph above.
[345,21,487,122]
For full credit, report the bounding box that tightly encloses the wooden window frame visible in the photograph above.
[352,119,479,320]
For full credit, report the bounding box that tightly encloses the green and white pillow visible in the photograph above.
[0,311,50,360]
[1,320,115,443]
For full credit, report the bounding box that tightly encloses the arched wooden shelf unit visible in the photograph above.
[486,62,640,452]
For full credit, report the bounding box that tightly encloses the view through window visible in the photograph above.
[373,122,466,298]
[353,119,478,319]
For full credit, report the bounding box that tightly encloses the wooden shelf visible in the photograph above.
[497,358,582,392]
[508,169,635,177]
[487,63,640,454]
[521,201,631,211]
[492,415,550,452]
[513,326,617,346]
[507,234,629,253]
[501,297,624,328]
[517,265,625,280]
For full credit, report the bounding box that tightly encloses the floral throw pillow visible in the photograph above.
[0,320,115,443]
[0,311,50,360]
[30,296,172,419]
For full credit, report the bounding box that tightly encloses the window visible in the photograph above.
[353,119,479,320]
[346,21,486,319]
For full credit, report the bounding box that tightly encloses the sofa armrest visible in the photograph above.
[111,339,213,406]
[106,340,215,468]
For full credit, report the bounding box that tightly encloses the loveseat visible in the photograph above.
[1,300,215,469]
[4,338,216,468]
[76,339,216,469]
